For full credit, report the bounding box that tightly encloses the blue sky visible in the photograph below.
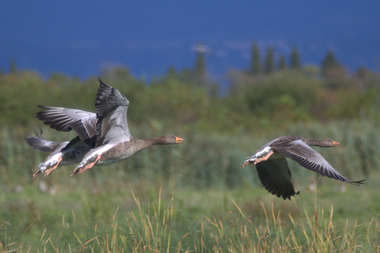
[1,1,379,80]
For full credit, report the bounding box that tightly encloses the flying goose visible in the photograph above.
[27,78,183,177]
[242,135,365,200]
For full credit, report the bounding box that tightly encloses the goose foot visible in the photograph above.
[32,170,41,178]
[241,151,275,168]
[71,155,101,177]
[32,157,63,178]
[44,157,62,177]
[241,161,252,168]
[254,151,274,165]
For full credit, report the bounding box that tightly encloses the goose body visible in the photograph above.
[242,135,365,200]
[27,78,183,177]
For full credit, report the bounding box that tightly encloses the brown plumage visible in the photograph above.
[26,78,183,177]
[242,135,365,200]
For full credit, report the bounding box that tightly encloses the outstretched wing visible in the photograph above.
[274,139,364,185]
[36,105,97,141]
[94,78,131,148]
[255,157,298,200]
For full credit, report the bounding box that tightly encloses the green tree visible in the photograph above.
[321,50,339,76]
[193,44,207,86]
[9,59,17,74]
[264,47,275,74]
[250,43,261,75]
[278,54,287,70]
[290,46,301,69]
[321,51,350,89]
[167,66,176,78]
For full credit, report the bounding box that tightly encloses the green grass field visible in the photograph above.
[2,181,379,252]
[1,119,380,252]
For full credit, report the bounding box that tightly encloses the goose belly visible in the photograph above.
[61,146,91,165]
[96,148,137,166]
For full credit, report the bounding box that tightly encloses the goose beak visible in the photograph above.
[175,136,184,144]
[332,140,340,146]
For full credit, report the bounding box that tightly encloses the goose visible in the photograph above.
[27,78,183,177]
[241,135,365,200]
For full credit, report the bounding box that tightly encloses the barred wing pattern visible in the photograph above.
[94,79,131,148]
[36,105,97,142]
[274,140,364,185]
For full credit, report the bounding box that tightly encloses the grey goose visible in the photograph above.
[242,135,365,200]
[26,78,183,177]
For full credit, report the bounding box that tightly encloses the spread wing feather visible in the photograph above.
[273,140,364,185]
[94,79,131,148]
[255,158,298,200]
[36,105,97,141]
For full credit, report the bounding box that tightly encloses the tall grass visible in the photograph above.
[1,118,378,192]
[92,191,380,252]
[2,188,379,252]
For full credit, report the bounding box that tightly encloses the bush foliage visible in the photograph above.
[1,65,379,131]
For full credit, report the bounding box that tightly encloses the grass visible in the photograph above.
[1,181,380,252]
[1,118,380,252]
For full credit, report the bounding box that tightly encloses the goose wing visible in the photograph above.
[255,157,298,200]
[25,131,67,152]
[273,139,364,185]
[36,105,97,141]
[93,78,131,148]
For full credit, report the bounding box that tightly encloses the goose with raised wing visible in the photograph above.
[27,78,183,177]
[241,135,365,200]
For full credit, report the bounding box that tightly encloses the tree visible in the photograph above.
[9,59,17,74]
[167,66,177,78]
[250,43,261,75]
[290,46,301,69]
[278,54,287,70]
[193,44,207,86]
[264,47,275,74]
[321,52,350,88]
[321,50,339,76]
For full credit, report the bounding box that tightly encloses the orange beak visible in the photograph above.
[332,140,340,146]
[175,136,184,144]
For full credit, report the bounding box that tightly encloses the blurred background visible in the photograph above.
[1,1,379,81]
[1,1,380,251]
